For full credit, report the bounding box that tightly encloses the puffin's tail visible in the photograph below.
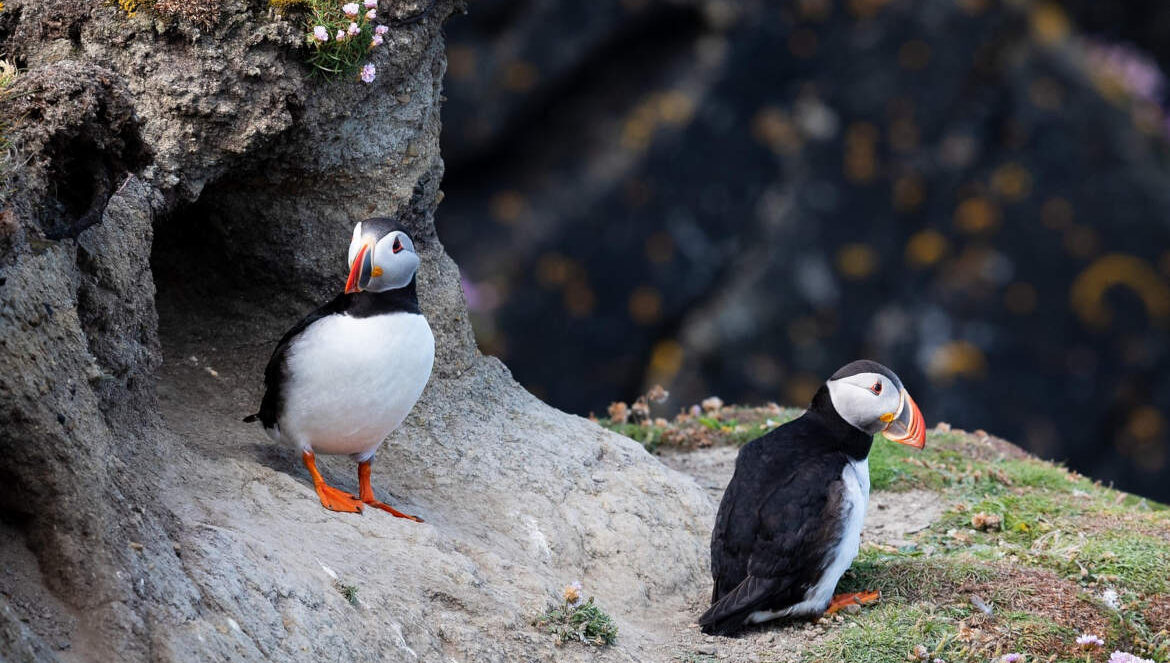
[242,413,259,423]
[698,575,779,636]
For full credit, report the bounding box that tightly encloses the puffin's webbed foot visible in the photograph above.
[302,451,364,513]
[826,591,880,614]
[316,482,365,513]
[358,461,423,522]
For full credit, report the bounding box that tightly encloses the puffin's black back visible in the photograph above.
[700,385,872,635]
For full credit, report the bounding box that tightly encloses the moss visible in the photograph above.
[838,551,997,601]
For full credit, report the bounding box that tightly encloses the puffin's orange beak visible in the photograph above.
[345,241,374,294]
[881,390,926,449]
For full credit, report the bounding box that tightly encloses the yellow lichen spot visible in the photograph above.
[892,174,925,212]
[621,90,695,152]
[1070,254,1170,329]
[1041,197,1073,230]
[645,232,674,264]
[115,0,140,15]
[991,162,1032,202]
[563,278,595,318]
[1063,224,1099,259]
[905,229,948,268]
[502,60,539,92]
[647,339,685,383]
[489,190,527,225]
[836,243,878,280]
[844,122,879,183]
[752,107,802,155]
[927,341,988,381]
[446,46,477,81]
[796,0,832,21]
[898,40,931,70]
[1003,282,1037,315]
[656,90,695,125]
[1030,2,1070,46]
[628,286,663,325]
[536,253,574,288]
[789,29,818,59]
[954,196,1000,234]
[1127,406,1164,442]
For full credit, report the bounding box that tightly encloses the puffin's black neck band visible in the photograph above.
[342,277,420,317]
[807,384,874,460]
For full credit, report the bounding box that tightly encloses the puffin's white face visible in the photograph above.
[826,368,926,448]
[345,222,420,294]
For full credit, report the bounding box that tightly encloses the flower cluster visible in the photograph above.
[304,0,387,81]
[1109,652,1155,663]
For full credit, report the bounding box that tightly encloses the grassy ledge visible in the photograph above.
[599,398,1170,662]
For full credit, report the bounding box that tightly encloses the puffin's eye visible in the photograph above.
[392,237,403,254]
[869,381,883,395]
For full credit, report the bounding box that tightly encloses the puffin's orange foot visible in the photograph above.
[826,590,880,614]
[316,483,365,513]
[357,460,423,522]
[363,499,424,522]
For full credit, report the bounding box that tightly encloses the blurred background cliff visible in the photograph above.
[437,0,1170,501]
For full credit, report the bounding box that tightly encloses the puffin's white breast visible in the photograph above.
[279,311,434,460]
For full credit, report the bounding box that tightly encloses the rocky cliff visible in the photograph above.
[0,1,712,660]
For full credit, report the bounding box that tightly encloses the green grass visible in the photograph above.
[534,596,618,647]
[805,603,960,663]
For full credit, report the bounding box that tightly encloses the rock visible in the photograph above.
[0,1,712,661]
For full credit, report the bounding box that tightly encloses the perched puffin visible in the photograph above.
[699,360,926,635]
[244,218,434,520]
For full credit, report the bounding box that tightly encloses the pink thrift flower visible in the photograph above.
[336,29,346,41]
[375,24,388,35]
[366,8,376,19]
[363,0,377,6]
[1109,653,1154,663]
[347,22,360,36]
[1077,634,1104,649]
[360,63,376,84]
[999,655,1024,663]
[312,25,329,42]
[371,34,383,47]
[342,2,360,17]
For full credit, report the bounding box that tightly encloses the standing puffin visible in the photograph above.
[244,218,434,521]
[699,360,926,635]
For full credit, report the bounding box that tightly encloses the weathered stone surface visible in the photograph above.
[0,0,713,660]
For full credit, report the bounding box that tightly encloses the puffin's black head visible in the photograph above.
[345,218,420,294]
[821,360,926,449]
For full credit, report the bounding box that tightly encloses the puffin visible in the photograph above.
[699,360,926,635]
[244,218,434,521]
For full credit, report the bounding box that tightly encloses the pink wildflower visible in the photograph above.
[375,24,388,35]
[1076,634,1104,649]
[360,63,376,84]
[347,22,360,36]
[335,29,346,41]
[363,0,376,7]
[1109,653,1154,663]
[366,8,376,20]
[999,655,1024,663]
[371,34,383,47]
[342,3,360,17]
[312,25,329,42]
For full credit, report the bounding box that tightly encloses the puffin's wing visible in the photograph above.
[702,437,848,635]
[244,294,349,427]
